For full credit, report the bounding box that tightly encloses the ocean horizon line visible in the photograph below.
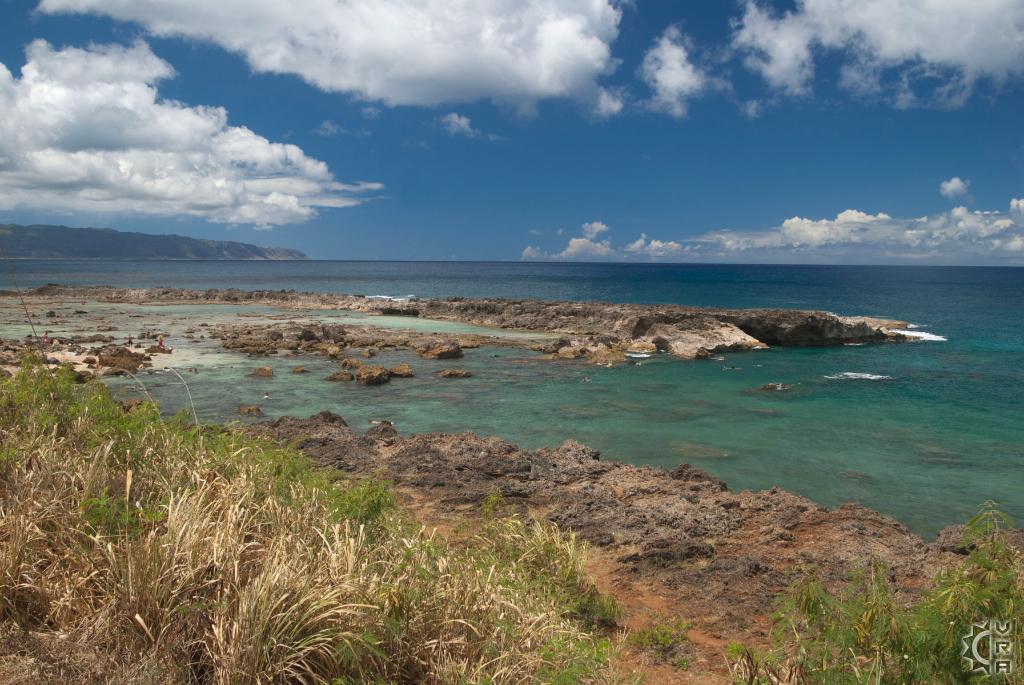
[3,256,1024,269]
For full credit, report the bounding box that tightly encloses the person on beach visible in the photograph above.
[42,331,50,346]
[157,335,165,349]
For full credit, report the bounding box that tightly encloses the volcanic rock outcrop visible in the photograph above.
[22,285,912,362]
[246,412,958,652]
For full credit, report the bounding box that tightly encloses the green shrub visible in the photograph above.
[730,501,1023,684]
[627,614,692,670]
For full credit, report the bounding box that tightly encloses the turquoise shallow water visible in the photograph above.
[4,260,1023,536]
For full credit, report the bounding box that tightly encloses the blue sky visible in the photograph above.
[0,0,1023,263]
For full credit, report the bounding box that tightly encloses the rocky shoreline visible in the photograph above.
[246,410,983,678]
[17,284,914,365]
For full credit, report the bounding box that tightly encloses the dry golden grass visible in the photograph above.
[0,359,619,684]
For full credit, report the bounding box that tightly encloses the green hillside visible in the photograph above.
[0,224,307,260]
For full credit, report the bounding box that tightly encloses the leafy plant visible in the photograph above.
[627,614,693,669]
[729,501,1024,684]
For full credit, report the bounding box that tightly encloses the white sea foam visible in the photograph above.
[824,372,894,381]
[366,294,416,303]
[885,327,947,342]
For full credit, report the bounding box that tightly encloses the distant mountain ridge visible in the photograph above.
[0,224,307,260]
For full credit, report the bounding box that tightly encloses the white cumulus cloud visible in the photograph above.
[0,40,378,226]
[558,237,616,259]
[732,0,1024,106]
[940,176,970,198]
[625,234,685,258]
[640,26,707,118]
[581,220,610,239]
[525,203,1024,264]
[39,0,623,114]
[697,204,1024,261]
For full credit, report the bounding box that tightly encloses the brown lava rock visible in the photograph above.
[97,346,147,372]
[326,371,354,382]
[356,365,391,385]
[415,339,463,359]
[436,368,473,378]
[389,363,415,377]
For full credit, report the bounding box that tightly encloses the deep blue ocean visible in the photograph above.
[4,259,1023,536]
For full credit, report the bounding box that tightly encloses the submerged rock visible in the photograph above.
[759,382,791,392]
[325,370,354,382]
[237,404,263,416]
[436,368,473,378]
[251,366,274,378]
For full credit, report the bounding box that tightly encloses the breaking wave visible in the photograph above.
[890,328,947,342]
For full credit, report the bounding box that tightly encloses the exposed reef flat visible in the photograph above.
[19,285,914,363]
